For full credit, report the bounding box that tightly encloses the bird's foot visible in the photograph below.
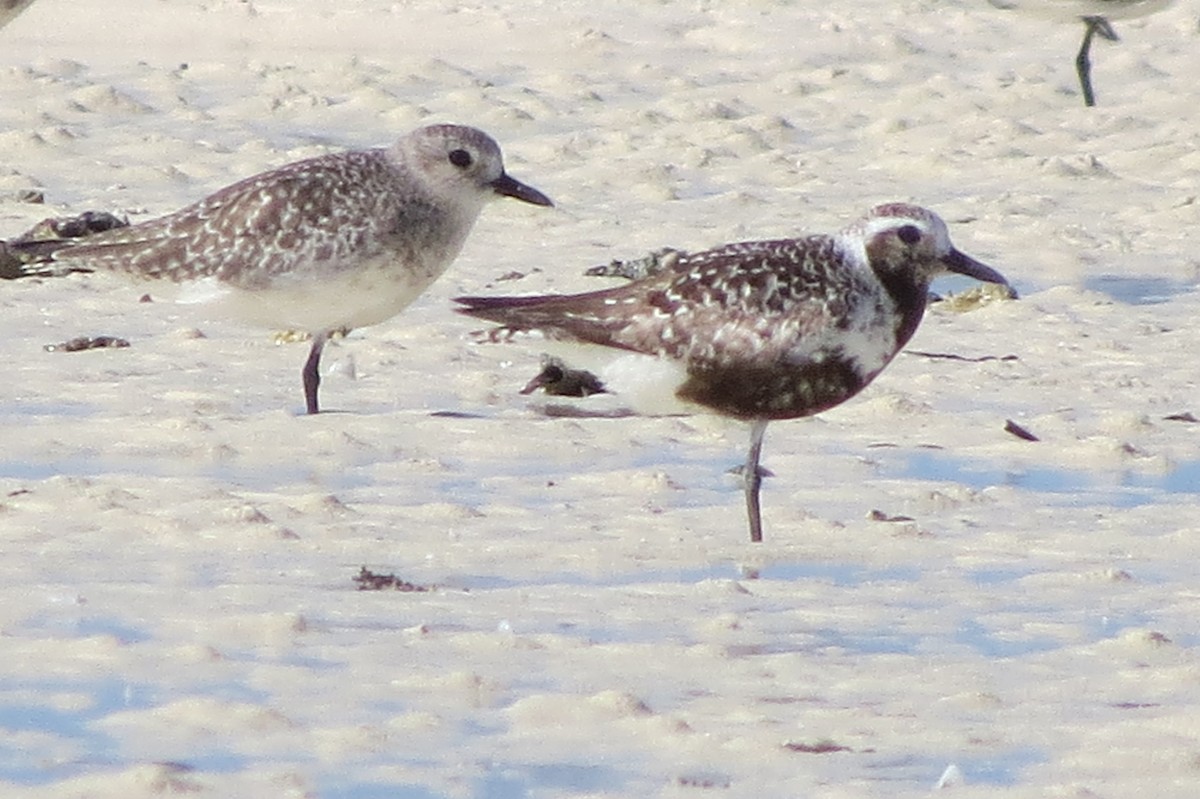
[727,463,775,481]
[1083,15,1119,43]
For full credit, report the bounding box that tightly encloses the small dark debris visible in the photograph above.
[520,355,607,397]
[757,695,820,705]
[429,410,487,419]
[33,210,128,240]
[584,247,682,281]
[353,566,431,592]
[151,761,196,774]
[783,740,853,754]
[1004,419,1040,441]
[1111,702,1161,710]
[44,335,131,353]
[15,189,44,204]
[1164,411,1198,423]
[487,266,541,286]
[868,509,914,523]
[537,405,634,419]
[2,211,130,279]
[1119,441,1149,457]
[674,774,731,789]
[906,350,1019,363]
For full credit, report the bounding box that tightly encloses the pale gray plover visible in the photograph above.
[989,0,1175,106]
[14,124,552,413]
[456,204,1012,543]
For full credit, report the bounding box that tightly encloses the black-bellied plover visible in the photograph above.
[989,0,1175,106]
[13,124,552,413]
[456,204,1012,543]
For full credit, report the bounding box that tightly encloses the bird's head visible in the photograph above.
[397,124,552,213]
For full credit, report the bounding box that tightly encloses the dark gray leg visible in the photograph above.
[302,331,330,415]
[743,420,769,543]
[1077,16,1118,107]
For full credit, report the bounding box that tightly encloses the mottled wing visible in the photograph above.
[459,236,864,369]
[621,238,867,366]
[25,151,401,289]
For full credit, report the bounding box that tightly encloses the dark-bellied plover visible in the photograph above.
[456,204,1012,543]
[13,124,552,413]
[989,0,1175,106]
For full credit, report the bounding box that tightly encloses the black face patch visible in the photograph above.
[897,225,922,245]
[448,149,473,168]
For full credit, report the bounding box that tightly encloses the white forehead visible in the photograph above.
[857,204,953,251]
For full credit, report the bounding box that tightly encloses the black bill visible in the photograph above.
[944,248,1010,288]
[491,173,553,207]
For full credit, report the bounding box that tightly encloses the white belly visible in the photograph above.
[171,253,445,333]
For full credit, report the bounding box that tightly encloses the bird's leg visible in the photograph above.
[302,330,330,415]
[1076,16,1119,107]
[743,420,770,544]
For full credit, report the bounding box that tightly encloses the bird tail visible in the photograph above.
[455,292,564,316]
[453,293,572,341]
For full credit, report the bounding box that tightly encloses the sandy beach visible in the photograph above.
[2,1,1199,796]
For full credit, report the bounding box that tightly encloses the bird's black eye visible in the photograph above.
[896,225,921,245]
[448,149,473,168]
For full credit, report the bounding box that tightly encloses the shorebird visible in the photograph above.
[988,0,1175,106]
[456,204,1012,543]
[12,124,552,413]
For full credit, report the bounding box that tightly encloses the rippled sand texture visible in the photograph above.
[2,2,1198,797]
